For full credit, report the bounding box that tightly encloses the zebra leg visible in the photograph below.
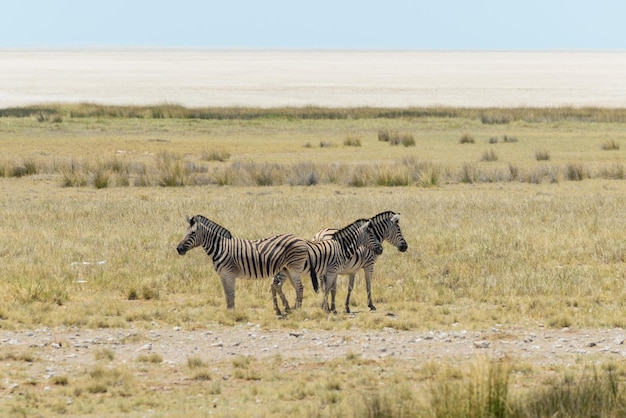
[219,275,236,309]
[330,274,338,313]
[284,270,304,309]
[345,273,356,313]
[270,275,284,316]
[321,274,332,312]
[323,273,338,314]
[364,266,376,311]
[271,272,291,315]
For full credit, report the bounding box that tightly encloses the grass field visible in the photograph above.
[2,104,626,416]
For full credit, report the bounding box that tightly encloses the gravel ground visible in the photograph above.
[2,324,625,379]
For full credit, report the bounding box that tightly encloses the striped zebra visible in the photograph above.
[271,217,384,314]
[313,211,407,313]
[176,215,317,310]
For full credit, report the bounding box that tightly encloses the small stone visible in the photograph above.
[473,340,490,349]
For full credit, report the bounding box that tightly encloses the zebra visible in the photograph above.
[313,211,407,313]
[271,217,384,314]
[176,215,317,310]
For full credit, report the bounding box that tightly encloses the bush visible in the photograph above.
[459,134,475,144]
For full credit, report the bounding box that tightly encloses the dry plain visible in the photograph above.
[2,107,626,416]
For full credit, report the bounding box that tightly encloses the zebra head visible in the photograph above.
[176,216,201,255]
[370,211,408,253]
[177,215,232,256]
[386,213,408,252]
[355,219,384,256]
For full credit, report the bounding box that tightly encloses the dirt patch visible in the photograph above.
[2,324,625,374]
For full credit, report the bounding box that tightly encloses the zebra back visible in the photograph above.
[313,211,407,253]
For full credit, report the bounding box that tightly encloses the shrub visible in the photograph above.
[459,134,475,144]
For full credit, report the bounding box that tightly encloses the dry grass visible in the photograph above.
[2,105,626,416]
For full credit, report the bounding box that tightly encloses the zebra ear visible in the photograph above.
[186,216,194,226]
[391,213,400,223]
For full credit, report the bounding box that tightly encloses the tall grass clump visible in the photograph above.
[565,163,587,181]
[374,164,411,186]
[201,148,231,162]
[535,150,551,161]
[347,166,371,187]
[520,366,626,418]
[481,149,498,162]
[460,163,479,183]
[378,129,392,142]
[0,159,39,178]
[404,158,441,187]
[430,359,510,418]
[155,151,190,187]
[378,129,415,146]
[59,159,88,187]
[343,135,362,147]
[244,162,283,186]
[601,139,620,150]
[289,162,319,186]
[459,134,475,144]
[599,163,626,179]
[400,134,416,147]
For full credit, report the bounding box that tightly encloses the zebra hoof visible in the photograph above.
[369,305,377,311]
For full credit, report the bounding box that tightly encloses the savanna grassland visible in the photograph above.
[2,105,626,417]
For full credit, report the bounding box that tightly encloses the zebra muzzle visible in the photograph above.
[176,245,187,255]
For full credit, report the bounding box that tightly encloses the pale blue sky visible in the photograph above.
[1,0,624,49]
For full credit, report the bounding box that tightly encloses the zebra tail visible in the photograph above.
[308,252,319,293]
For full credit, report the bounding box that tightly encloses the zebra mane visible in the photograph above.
[370,211,399,224]
[331,218,370,250]
[370,211,400,231]
[192,215,233,238]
